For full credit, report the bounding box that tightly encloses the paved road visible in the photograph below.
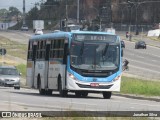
[117,31,160,48]
[117,31,160,80]
[0,87,159,113]
[123,40,160,80]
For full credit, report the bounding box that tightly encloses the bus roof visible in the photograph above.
[29,31,117,41]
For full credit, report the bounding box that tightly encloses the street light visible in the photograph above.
[111,4,131,31]
[77,0,79,24]
[127,1,140,35]
[126,0,160,35]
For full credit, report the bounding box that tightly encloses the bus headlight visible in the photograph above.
[68,73,77,81]
[113,75,121,82]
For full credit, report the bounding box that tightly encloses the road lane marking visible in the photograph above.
[129,64,160,74]
[125,48,160,58]
[136,55,144,59]
[152,60,157,62]
[124,58,160,69]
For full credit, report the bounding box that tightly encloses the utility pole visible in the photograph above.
[23,0,26,25]
[66,0,68,27]
[77,0,79,24]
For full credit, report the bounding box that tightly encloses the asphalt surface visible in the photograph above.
[117,31,160,80]
[122,40,160,80]
[0,87,160,112]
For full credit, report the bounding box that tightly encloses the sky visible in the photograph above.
[0,0,46,12]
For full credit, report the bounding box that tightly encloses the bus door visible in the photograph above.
[32,42,37,88]
[26,41,37,88]
[63,40,68,87]
[45,40,51,89]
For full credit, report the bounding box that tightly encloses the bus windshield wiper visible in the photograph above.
[102,43,109,64]
[80,41,84,63]
[102,43,109,56]
[80,41,84,56]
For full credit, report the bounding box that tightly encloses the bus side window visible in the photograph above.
[59,39,65,58]
[36,41,40,59]
[27,41,33,60]
[63,43,68,64]
[50,40,54,58]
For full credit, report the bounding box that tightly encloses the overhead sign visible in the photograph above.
[73,34,117,42]
[0,48,7,55]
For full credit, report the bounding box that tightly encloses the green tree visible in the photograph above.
[25,7,39,28]
[9,7,21,16]
[0,9,8,21]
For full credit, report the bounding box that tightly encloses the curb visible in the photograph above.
[20,85,160,102]
[113,93,160,102]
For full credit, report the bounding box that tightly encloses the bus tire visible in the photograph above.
[102,92,112,99]
[38,76,45,95]
[58,77,67,97]
[46,90,52,95]
[75,91,88,98]
[81,92,88,97]
[75,91,81,97]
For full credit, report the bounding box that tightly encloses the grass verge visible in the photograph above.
[121,76,160,96]
[16,64,26,78]
[0,36,27,60]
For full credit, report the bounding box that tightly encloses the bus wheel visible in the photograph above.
[38,79,45,95]
[46,90,52,95]
[102,92,112,99]
[75,91,82,97]
[58,78,67,97]
[81,92,88,97]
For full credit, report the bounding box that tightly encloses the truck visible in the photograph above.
[33,20,44,32]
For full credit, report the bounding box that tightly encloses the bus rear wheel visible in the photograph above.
[46,90,52,95]
[58,78,67,97]
[38,78,45,95]
[102,92,112,99]
[81,92,88,97]
[75,91,81,97]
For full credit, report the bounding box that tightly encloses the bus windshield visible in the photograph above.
[70,35,120,71]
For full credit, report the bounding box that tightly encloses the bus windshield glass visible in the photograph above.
[70,34,120,71]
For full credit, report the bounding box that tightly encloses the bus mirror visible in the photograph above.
[122,59,129,71]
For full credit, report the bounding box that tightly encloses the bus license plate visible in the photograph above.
[90,83,99,87]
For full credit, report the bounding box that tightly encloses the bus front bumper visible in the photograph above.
[66,73,121,92]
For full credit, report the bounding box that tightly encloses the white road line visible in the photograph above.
[152,60,157,62]
[130,102,160,107]
[127,49,160,58]
[124,58,160,69]
[129,64,160,74]
[136,55,144,59]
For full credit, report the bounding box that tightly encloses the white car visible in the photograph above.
[35,29,43,35]
[21,25,28,31]
[0,66,21,89]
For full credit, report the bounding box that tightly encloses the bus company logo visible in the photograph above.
[1,112,12,118]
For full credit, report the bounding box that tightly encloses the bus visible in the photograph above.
[26,30,123,99]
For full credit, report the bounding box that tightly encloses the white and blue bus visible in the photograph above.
[27,31,123,99]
